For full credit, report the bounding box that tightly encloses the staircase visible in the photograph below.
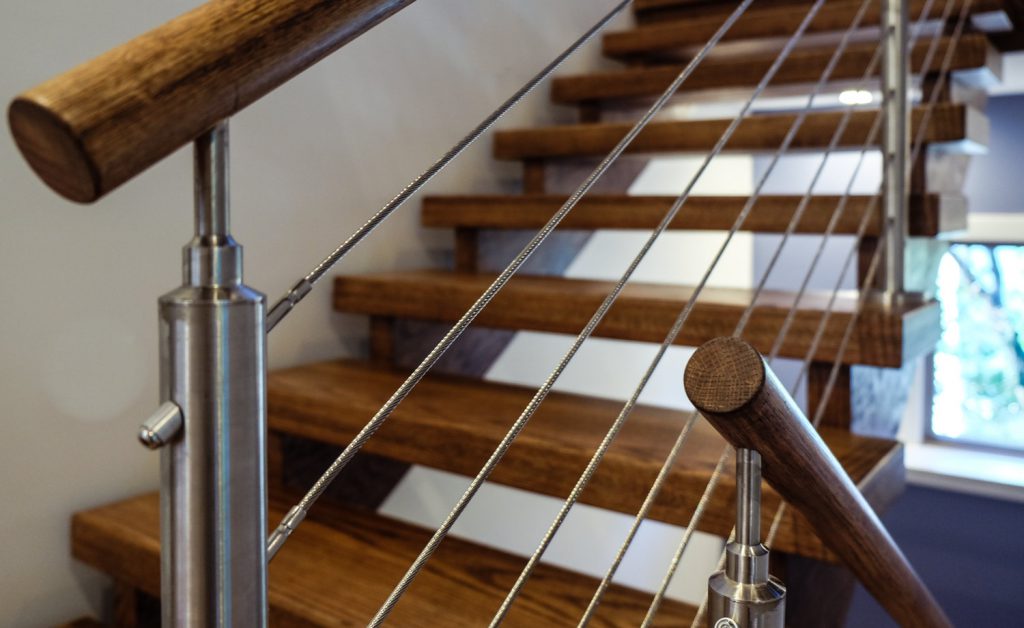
[17,0,1021,625]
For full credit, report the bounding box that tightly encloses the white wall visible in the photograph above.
[0,1,628,624]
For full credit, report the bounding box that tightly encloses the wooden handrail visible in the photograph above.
[684,337,952,628]
[7,0,416,204]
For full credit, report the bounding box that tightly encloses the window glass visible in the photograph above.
[932,244,1024,451]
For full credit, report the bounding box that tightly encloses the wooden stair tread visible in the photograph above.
[333,271,940,367]
[422,193,966,237]
[493,104,986,160]
[54,620,104,628]
[267,359,905,563]
[72,493,697,627]
[553,34,998,105]
[608,0,1005,57]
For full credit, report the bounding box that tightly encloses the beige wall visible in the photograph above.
[0,1,624,624]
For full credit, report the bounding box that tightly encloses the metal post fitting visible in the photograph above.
[138,401,183,449]
[708,449,786,628]
[157,121,268,627]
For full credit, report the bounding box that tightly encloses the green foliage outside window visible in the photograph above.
[932,244,1024,450]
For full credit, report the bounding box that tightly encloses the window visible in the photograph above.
[932,242,1024,452]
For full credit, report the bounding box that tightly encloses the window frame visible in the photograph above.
[923,214,1024,457]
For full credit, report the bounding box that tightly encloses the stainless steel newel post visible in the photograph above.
[707,449,786,628]
[157,121,269,626]
[882,0,910,299]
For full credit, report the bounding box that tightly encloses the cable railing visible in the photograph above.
[6,0,985,625]
[267,0,758,563]
[689,0,975,625]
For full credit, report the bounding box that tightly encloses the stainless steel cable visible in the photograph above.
[488,0,896,621]
[687,117,884,628]
[578,411,700,626]
[267,0,757,564]
[653,105,884,628]
[263,0,632,332]
[367,3,772,624]
[578,16,894,628]
[692,1,967,622]
[637,30,887,628]
[760,0,971,554]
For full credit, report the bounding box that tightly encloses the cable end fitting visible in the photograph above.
[267,505,307,560]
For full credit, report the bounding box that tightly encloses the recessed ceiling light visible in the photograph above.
[838,89,873,105]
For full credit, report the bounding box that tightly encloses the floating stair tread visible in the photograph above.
[54,620,104,628]
[422,193,966,237]
[267,359,905,563]
[553,34,998,105]
[493,104,985,160]
[609,0,1004,57]
[333,271,940,368]
[72,493,697,626]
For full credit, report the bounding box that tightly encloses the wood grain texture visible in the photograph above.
[332,270,940,367]
[770,553,856,628]
[684,337,951,628]
[808,362,853,430]
[454,227,480,273]
[422,193,964,237]
[493,104,985,160]
[266,359,904,562]
[8,0,416,203]
[608,0,1002,58]
[112,580,140,627]
[72,493,697,627]
[553,34,995,105]
[53,620,105,628]
[633,0,819,24]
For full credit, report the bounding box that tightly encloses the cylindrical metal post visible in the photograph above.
[882,0,910,298]
[707,448,786,628]
[687,337,952,628]
[159,121,269,626]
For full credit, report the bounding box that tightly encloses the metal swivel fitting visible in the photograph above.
[707,448,786,628]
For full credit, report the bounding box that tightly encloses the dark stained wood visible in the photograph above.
[989,30,1024,52]
[55,619,106,628]
[266,430,286,493]
[73,493,697,627]
[578,102,602,124]
[422,193,965,237]
[808,362,852,430]
[684,337,952,628]
[265,359,905,561]
[332,270,941,367]
[553,35,996,105]
[8,0,417,203]
[770,553,856,628]
[633,0,829,24]
[857,235,884,292]
[493,104,985,161]
[276,434,410,512]
[388,319,518,377]
[523,159,547,194]
[453,227,479,273]
[606,0,1003,59]
[369,315,397,364]
[922,74,953,104]
[112,580,139,628]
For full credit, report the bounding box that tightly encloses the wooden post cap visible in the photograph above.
[684,336,766,414]
[683,336,952,628]
[8,98,100,203]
